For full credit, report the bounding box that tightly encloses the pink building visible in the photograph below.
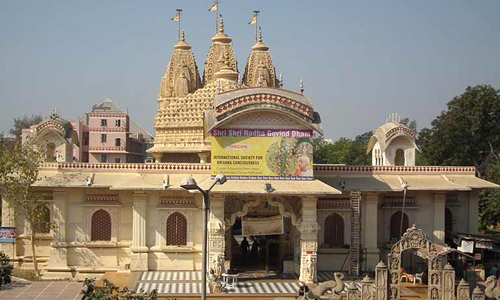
[78,99,153,163]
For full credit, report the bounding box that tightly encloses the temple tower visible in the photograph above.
[242,31,279,88]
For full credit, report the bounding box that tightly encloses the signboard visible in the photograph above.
[0,227,16,243]
[474,253,482,261]
[242,215,284,236]
[211,128,313,180]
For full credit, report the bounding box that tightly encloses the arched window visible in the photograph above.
[166,212,187,246]
[91,209,111,241]
[445,208,453,232]
[46,143,55,162]
[324,213,344,247]
[35,204,51,233]
[390,211,409,240]
[395,149,405,166]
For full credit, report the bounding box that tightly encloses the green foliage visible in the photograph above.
[9,114,42,142]
[82,279,159,300]
[0,138,49,277]
[417,85,500,228]
[313,132,372,165]
[0,252,13,289]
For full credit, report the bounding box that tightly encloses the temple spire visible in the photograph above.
[219,15,224,33]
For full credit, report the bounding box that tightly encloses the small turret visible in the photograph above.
[242,30,279,88]
[203,17,239,86]
[367,114,419,166]
[157,30,201,109]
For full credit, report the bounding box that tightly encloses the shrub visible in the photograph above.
[0,251,13,289]
[82,278,159,300]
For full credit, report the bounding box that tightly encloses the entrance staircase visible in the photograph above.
[349,190,361,276]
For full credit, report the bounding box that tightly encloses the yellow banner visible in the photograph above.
[211,129,313,180]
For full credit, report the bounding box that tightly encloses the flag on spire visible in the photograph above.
[171,13,180,22]
[209,2,218,12]
[249,14,257,25]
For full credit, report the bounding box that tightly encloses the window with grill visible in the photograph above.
[390,211,409,241]
[166,212,187,246]
[324,213,344,247]
[115,138,121,147]
[101,119,107,127]
[35,204,51,233]
[115,119,121,127]
[91,209,112,241]
[101,134,107,143]
[101,154,107,163]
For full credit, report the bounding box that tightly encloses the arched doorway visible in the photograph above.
[390,211,409,241]
[224,196,301,274]
[388,225,443,300]
[395,148,405,166]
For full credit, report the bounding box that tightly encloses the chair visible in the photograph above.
[414,272,423,285]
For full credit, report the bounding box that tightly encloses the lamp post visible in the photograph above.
[181,174,227,300]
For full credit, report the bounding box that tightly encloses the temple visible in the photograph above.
[2,12,497,286]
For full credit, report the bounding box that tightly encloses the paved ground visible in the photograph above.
[0,278,83,300]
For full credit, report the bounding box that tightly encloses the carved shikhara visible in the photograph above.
[85,207,119,243]
[158,210,195,248]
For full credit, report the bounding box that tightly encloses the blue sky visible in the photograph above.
[1,0,499,139]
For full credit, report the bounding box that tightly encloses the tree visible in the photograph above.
[0,138,49,278]
[9,115,42,142]
[417,85,500,228]
[314,131,372,165]
[418,85,500,177]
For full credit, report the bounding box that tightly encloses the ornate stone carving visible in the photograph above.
[472,286,486,300]
[457,279,471,300]
[375,262,388,300]
[443,263,455,300]
[362,275,374,300]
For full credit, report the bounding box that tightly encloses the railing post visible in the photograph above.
[375,261,388,300]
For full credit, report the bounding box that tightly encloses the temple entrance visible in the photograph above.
[224,196,301,276]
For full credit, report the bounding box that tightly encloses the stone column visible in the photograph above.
[44,189,71,279]
[153,153,163,163]
[130,192,148,271]
[208,195,226,275]
[469,190,480,235]
[362,275,375,300]
[457,279,471,300]
[443,263,455,300]
[375,261,388,300]
[0,196,15,258]
[365,194,380,270]
[433,194,446,244]
[299,196,318,283]
[198,153,210,164]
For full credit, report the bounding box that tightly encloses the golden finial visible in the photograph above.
[258,31,263,43]
[181,30,185,41]
[219,16,224,33]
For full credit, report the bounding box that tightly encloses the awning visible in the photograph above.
[415,244,474,259]
[445,175,500,189]
[317,174,471,192]
[200,179,341,196]
[109,174,211,191]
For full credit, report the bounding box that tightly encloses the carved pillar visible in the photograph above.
[348,282,359,300]
[130,192,148,271]
[468,190,480,235]
[365,194,380,270]
[443,263,455,300]
[0,196,15,257]
[471,286,485,300]
[198,152,210,164]
[44,189,71,279]
[375,261,388,300]
[299,196,318,283]
[208,195,226,274]
[433,194,446,244]
[457,279,470,300]
[428,256,442,300]
[153,153,163,163]
[362,275,374,300]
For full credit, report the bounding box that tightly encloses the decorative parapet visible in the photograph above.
[39,162,477,175]
[314,164,476,175]
[40,162,212,173]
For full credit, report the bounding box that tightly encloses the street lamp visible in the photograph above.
[181,174,227,300]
